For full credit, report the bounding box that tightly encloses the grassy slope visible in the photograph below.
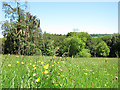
[2,55,118,88]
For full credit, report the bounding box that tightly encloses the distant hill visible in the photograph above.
[90,34,112,37]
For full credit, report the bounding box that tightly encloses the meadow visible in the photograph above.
[1,55,118,88]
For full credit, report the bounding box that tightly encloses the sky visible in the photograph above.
[0,1,118,38]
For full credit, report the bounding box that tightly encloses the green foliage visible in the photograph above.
[75,49,91,57]
[96,41,110,57]
[64,36,85,57]
[2,1,42,55]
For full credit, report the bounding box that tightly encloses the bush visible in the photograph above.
[75,49,91,57]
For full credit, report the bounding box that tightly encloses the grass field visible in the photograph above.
[1,55,118,88]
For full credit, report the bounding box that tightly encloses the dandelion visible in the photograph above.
[33,65,35,67]
[8,64,11,67]
[33,73,36,76]
[21,62,24,64]
[43,70,49,74]
[33,67,36,70]
[41,61,44,64]
[105,84,107,87]
[36,78,40,82]
[58,73,60,75]
[56,84,58,86]
[84,73,88,75]
[17,61,19,63]
[44,64,49,69]
[52,65,54,67]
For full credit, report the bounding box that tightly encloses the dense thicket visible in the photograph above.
[1,1,120,57]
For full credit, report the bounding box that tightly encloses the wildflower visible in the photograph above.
[43,70,49,74]
[16,56,19,58]
[84,73,88,75]
[47,75,49,77]
[17,61,19,63]
[57,62,59,64]
[33,67,36,70]
[33,65,35,67]
[32,44,36,46]
[56,84,58,86]
[116,76,118,80]
[63,61,65,63]
[8,64,11,67]
[33,73,36,76]
[36,78,40,82]
[58,73,60,75]
[52,65,54,67]
[30,63,32,65]
[60,84,62,86]
[21,62,24,64]
[41,61,44,64]
[44,64,49,69]
[60,69,63,71]
[105,84,107,86]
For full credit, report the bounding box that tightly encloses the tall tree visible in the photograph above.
[2,0,42,55]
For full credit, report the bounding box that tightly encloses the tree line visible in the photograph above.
[1,1,120,57]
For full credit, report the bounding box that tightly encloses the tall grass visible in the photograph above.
[2,55,118,88]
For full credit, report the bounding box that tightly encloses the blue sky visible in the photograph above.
[0,1,118,37]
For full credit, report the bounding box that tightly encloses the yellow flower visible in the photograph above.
[17,61,19,63]
[58,73,60,75]
[21,62,24,64]
[52,65,54,67]
[33,67,36,70]
[105,84,107,87]
[43,70,49,74]
[44,64,49,69]
[56,84,58,86]
[63,61,65,63]
[57,62,59,64]
[36,78,40,82]
[60,84,62,86]
[47,75,49,77]
[41,61,44,64]
[33,73,36,76]
[54,61,56,64]
[60,69,63,71]
[8,64,11,67]
[33,65,35,67]
[84,73,88,75]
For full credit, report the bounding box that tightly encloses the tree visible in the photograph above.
[2,0,42,55]
[96,41,110,57]
[64,36,85,57]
